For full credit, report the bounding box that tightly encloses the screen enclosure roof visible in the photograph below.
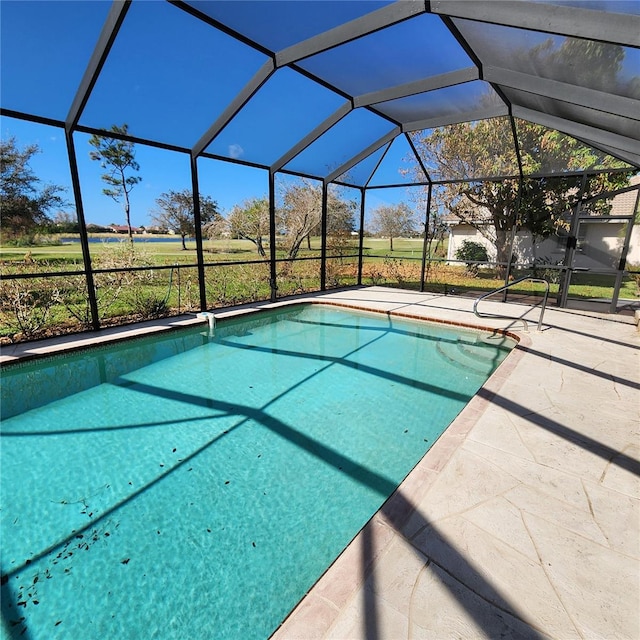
[1,0,639,187]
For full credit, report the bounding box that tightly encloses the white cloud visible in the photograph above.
[228,144,244,160]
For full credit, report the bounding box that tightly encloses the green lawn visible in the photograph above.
[0,235,435,267]
[0,235,263,265]
[2,235,637,342]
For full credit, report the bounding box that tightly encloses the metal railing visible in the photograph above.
[473,276,550,332]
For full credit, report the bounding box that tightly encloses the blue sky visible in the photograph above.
[1,115,412,228]
[1,116,269,226]
[0,0,438,228]
[3,0,635,229]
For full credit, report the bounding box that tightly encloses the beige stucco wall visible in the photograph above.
[626,223,640,267]
[446,222,640,269]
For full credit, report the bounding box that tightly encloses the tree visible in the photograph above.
[151,189,221,250]
[203,214,230,242]
[89,124,141,241]
[277,179,322,259]
[41,211,79,234]
[408,40,634,273]
[0,137,67,241]
[309,185,357,246]
[412,121,631,271]
[527,38,629,96]
[425,206,448,259]
[227,197,270,257]
[277,179,357,258]
[369,202,416,251]
[325,188,358,258]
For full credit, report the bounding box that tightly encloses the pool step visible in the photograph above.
[435,338,498,376]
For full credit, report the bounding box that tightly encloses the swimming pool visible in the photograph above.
[0,303,515,639]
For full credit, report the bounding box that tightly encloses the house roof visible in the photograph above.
[1,0,639,186]
[442,212,489,226]
[610,175,640,216]
[110,224,142,232]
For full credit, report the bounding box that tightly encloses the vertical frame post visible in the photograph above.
[611,186,639,313]
[269,170,277,302]
[611,213,636,313]
[559,173,588,308]
[504,115,525,301]
[357,187,366,286]
[320,181,328,290]
[190,154,207,311]
[65,129,100,330]
[420,183,432,293]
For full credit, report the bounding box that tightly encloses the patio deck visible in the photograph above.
[2,286,638,639]
[270,287,640,640]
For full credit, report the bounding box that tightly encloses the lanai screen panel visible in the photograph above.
[335,144,390,188]
[514,119,633,175]
[296,13,472,96]
[409,117,519,182]
[536,1,640,17]
[283,109,397,179]
[204,68,347,167]
[506,90,640,143]
[366,136,427,187]
[181,0,393,51]
[80,1,268,148]
[376,81,507,128]
[1,0,639,189]
[0,1,111,121]
[453,18,640,99]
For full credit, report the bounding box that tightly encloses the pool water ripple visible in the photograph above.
[0,304,515,639]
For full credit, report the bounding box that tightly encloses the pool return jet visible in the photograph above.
[197,311,216,337]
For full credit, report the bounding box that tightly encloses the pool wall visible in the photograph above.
[1,292,527,640]
[1,300,519,421]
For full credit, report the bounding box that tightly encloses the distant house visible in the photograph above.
[445,177,640,269]
[86,223,111,233]
[109,225,143,234]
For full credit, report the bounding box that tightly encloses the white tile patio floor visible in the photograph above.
[2,286,638,639]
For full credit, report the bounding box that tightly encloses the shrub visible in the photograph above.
[383,256,420,287]
[532,256,563,284]
[626,262,640,296]
[0,272,59,339]
[455,240,488,276]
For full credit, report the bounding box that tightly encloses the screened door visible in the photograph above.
[560,215,636,312]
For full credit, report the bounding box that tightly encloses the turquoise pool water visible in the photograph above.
[0,304,515,639]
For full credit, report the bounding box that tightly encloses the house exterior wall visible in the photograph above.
[626,224,640,268]
[447,222,640,269]
[445,179,639,270]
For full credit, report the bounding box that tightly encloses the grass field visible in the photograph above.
[1,235,637,342]
[0,235,430,265]
[0,236,258,266]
